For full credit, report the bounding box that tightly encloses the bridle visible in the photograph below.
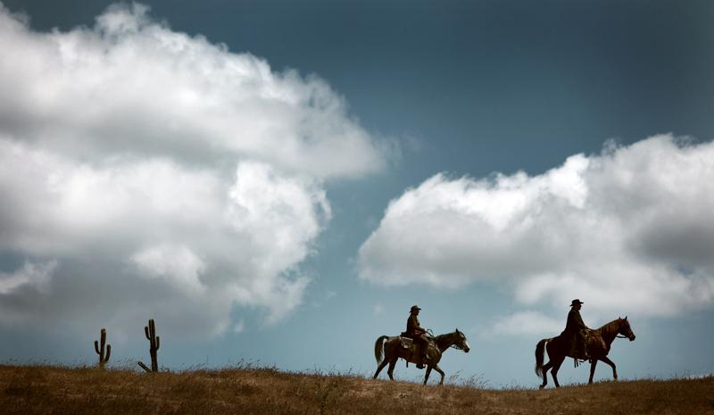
[615,322,633,339]
[449,332,468,351]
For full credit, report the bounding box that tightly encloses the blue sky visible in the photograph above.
[1,0,713,387]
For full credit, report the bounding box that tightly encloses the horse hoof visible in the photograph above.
[539,385,545,390]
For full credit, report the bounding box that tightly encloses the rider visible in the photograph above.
[406,305,430,369]
[562,299,590,360]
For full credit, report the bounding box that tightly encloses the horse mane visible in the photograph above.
[596,319,622,336]
[434,331,459,351]
[595,318,625,347]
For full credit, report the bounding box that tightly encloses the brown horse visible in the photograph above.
[373,329,470,385]
[535,317,636,389]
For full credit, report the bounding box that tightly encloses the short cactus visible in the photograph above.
[93,328,111,369]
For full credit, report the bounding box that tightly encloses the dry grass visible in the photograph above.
[1,364,713,415]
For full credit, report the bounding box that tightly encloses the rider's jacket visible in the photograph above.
[406,314,423,337]
[562,309,587,335]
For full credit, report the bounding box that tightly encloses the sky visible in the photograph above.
[1,0,713,387]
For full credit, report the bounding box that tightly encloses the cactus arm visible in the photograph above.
[156,336,160,350]
[105,344,111,363]
[145,325,150,340]
[94,340,100,355]
[138,361,151,373]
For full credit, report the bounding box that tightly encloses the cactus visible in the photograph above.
[138,318,160,373]
[93,328,111,369]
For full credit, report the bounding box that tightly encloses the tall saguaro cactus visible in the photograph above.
[93,328,111,369]
[138,319,160,373]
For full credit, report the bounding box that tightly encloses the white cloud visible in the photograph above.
[0,3,386,336]
[233,319,245,334]
[0,3,386,179]
[130,244,207,294]
[479,311,562,338]
[373,303,385,316]
[0,261,57,295]
[0,140,328,333]
[358,135,714,318]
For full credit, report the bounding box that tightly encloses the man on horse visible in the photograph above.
[562,299,590,360]
[406,305,430,369]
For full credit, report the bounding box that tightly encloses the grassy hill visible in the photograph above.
[1,364,713,415]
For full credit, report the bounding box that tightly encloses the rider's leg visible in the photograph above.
[578,331,589,360]
[415,336,428,369]
[419,334,429,362]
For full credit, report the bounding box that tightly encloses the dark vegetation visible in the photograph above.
[1,364,712,415]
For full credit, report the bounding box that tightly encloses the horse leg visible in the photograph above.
[600,356,617,381]
[551,356,565,388]
[423,366,432,385]
[373,359,389,380]
[387,358,398,381]
[539,361,553,389]
[433,364,446,386]
[588,358,598,384]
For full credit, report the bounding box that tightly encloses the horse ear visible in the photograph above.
[625,316,628,320]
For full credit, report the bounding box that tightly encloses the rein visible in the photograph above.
[435,332,466,352]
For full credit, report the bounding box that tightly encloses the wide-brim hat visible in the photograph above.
[410,305,421,312]
[570,299,584,307]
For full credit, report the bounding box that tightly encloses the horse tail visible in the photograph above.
[535,338,548,377]
[374,335,389,363]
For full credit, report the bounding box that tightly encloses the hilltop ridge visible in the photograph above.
[1,365,713,415]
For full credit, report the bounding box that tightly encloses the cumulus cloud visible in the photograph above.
[358,135,714,319]
[0,3,385,336]
[0,3,385,178]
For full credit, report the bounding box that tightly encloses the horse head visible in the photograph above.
[454,328,470,353]
[618,316,636,341]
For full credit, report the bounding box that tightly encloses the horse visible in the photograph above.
[373,329,470,385]
[535,317,636,389]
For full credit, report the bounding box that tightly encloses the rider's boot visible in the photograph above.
[580,343,589,361]
[416,346,425,369]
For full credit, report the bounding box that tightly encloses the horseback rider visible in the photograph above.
[406,305,430,369]
[562,299,590,360]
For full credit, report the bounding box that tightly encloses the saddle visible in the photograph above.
[398,333,436,368]
[398,336,413,349]
[556,330,608,366]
